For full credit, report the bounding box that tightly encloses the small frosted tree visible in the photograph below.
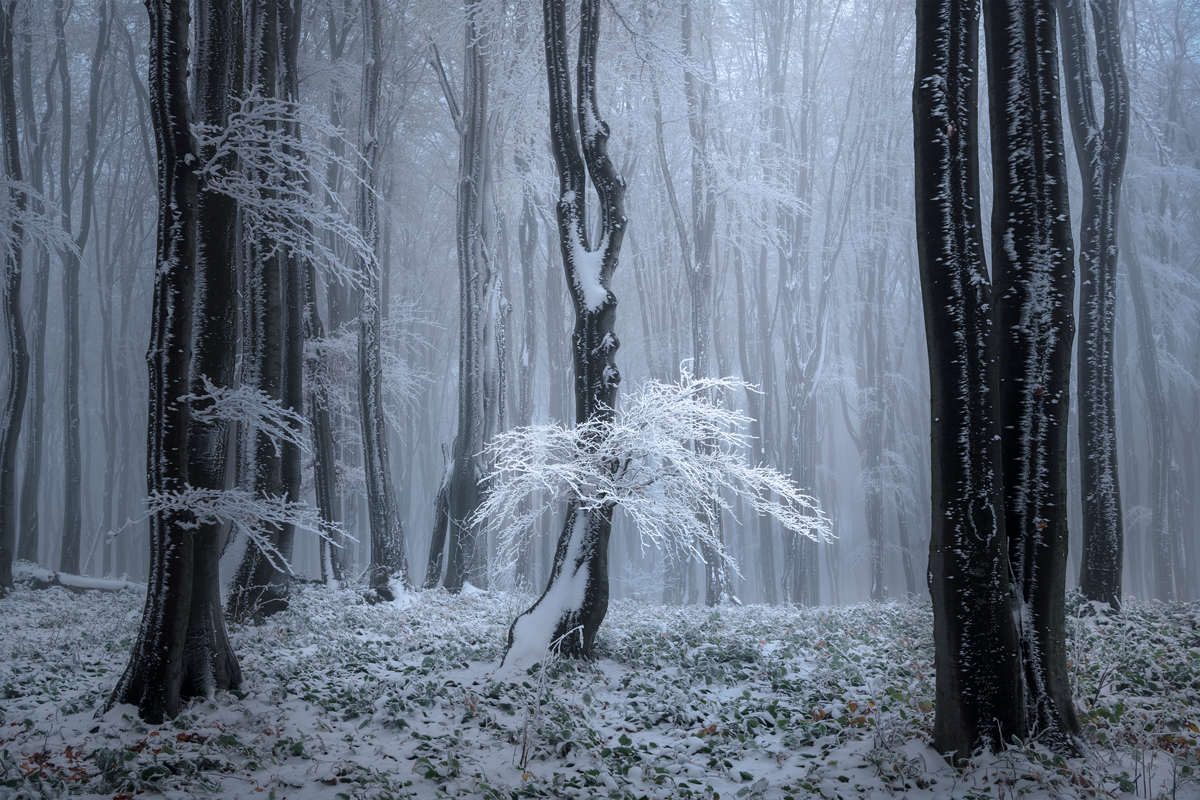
[482,371,831,675]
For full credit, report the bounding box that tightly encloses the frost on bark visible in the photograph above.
[914,0,1024,760]
[422,11,506,592]
[915,0,1082,758]
[985,0,1081,749]
[501,0,626,664]
[1058,0,1128,610]
[226,0,288,619]
[183,0,243,699]
[358,0,408,599]
[0,0,27,597]
[106,0,200,721]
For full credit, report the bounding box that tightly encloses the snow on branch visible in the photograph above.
[192,90,373,289]
[474,370,833,575]
[146,486,353,576]
[0,178,78,269]
[306,301,432,445]
[183,375,310,457]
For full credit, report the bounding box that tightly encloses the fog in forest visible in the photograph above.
[1,0,1197,609]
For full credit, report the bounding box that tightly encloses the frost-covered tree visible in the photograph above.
[492,374,831,672]
[914,0,1081,759]
[0,0,27,598]
[357,0,409,599]
[1058,0,1129,609]
[105,0,201,720]
[422,9,506,592]
[55,0,109,576]
[499,0,628,662]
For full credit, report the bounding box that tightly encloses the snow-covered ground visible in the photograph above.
[1,573,1197,799]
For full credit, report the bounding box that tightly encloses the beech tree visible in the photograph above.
[1058,0,1129,609]
[914,0,1081,759]
[358,0,409,599]
[501,0,628,661]
[105,0,203,721]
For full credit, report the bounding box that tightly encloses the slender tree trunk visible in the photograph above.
[502,0,626,666]
[15,20,53,568]
[358,0,408,598]
[279,0,304,571]
[1058,0,1129,610]
[57,0,109,574]
[105,0,198,721]
[0,0,27,596]
[227,0,289,618]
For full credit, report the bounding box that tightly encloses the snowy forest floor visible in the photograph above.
[1,573,1198,800]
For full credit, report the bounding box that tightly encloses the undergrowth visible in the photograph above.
[0,581,1196,799]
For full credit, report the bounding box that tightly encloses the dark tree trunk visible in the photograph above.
[0,0,27,597]
[105,0,198,722]
[502,0,626,666]
[1058,0,1129,610]
[913,0,1024,759]
[278,0,304,572]
[181,0,243,700]
[227,0,289,618]
[358,0,408,598]
[57,0,109,574]
[984,0,1081,749]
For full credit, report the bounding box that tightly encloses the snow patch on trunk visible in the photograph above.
[496,509,590,679]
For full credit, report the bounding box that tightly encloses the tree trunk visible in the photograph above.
[105,0,198,721]
[425,9,504,592]
[227,0,289,619]
[913,0,1024,759]
[15,19,53,568]
[501,0,626,667]
[0,0,28,597]
[358,0,408,599]
[1058,0,1129,610]
[57,0,109,574]
[182,0,243,700]
[984,0,1081,749]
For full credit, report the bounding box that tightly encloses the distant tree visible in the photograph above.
[55,0,110,575]
[0,0,28,598]
[358,0,409,598]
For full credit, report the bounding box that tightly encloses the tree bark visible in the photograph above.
[105,0,198,721]
[913,0,1024,759]
[226,0,289,618]
[502,0,626,666]
[182,0,243,700]
[1058,0,1129,610]
[984,0,1081,749]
